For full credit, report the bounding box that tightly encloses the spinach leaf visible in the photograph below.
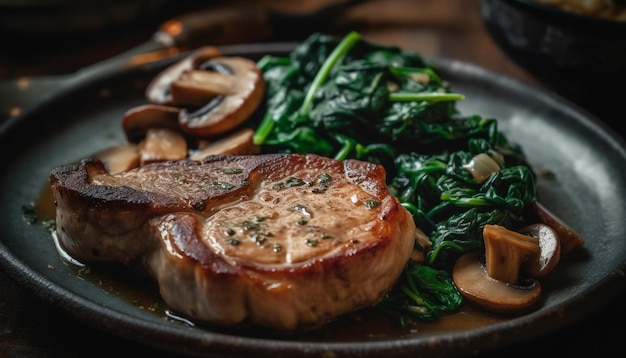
[376,263,464,323]
[252,31,467,160]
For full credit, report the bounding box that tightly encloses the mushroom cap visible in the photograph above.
[121,104,182,143]
[452,251,542,314]
[176,56,266,137]
[188,127,260,161]
[145,46,222,105]
[520,223,561,278]
[532,201,585,255]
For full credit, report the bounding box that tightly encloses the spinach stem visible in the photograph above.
[389,92,465,102]
[298,31,362,116]
[334,140,353,161]
[252,113,274,145]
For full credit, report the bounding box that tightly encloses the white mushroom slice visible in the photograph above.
[92,143,140,174]
[519,223,561,278]
[139,128,188,166]
[177,56,266,137]
[188,127,260,161]
[145,46,222,105]
[452,251,542,314]
[482,224,541,284]
[121,104,182,143]
[532,201,585,255]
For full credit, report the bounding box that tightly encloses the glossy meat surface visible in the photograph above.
[50,153,417,330]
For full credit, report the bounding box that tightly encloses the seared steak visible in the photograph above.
[49,154,417,330]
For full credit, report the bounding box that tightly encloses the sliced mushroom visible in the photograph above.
[139,128,188,166]
[169,69,233,107]
[121,104,182,143]
[145,46,222,105]
[175,56,265,137]
[92,143,140,174]
[482,224,541,284]
[519,223,561,278]
[452,251,542,313]
[188,127,260,161]
[532,201,585,255]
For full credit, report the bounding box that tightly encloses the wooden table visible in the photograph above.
[1,0,624,356]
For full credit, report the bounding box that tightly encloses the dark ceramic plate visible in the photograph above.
[1,43,625,358]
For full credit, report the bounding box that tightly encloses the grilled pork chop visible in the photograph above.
[49,153,417,330]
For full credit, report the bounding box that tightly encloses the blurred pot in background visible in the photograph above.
[479,0,626,114]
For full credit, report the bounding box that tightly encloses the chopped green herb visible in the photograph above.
[192,202,206,211]
[250,233,267,245]
[311,186,329,193]
[317,173,332,185]
[311,173,332,193]
[363,199,381,208]
[210,182,236,190]
[226,238,240,246]
[223,168,243,174]
[42,219,56,233]
[242,220,261,231]
[273,177,306,190]
[306,239,318,247]
[21,203,37,224]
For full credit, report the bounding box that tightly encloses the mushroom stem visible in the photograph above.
[121,104,182,143]
[483,224,541,284]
